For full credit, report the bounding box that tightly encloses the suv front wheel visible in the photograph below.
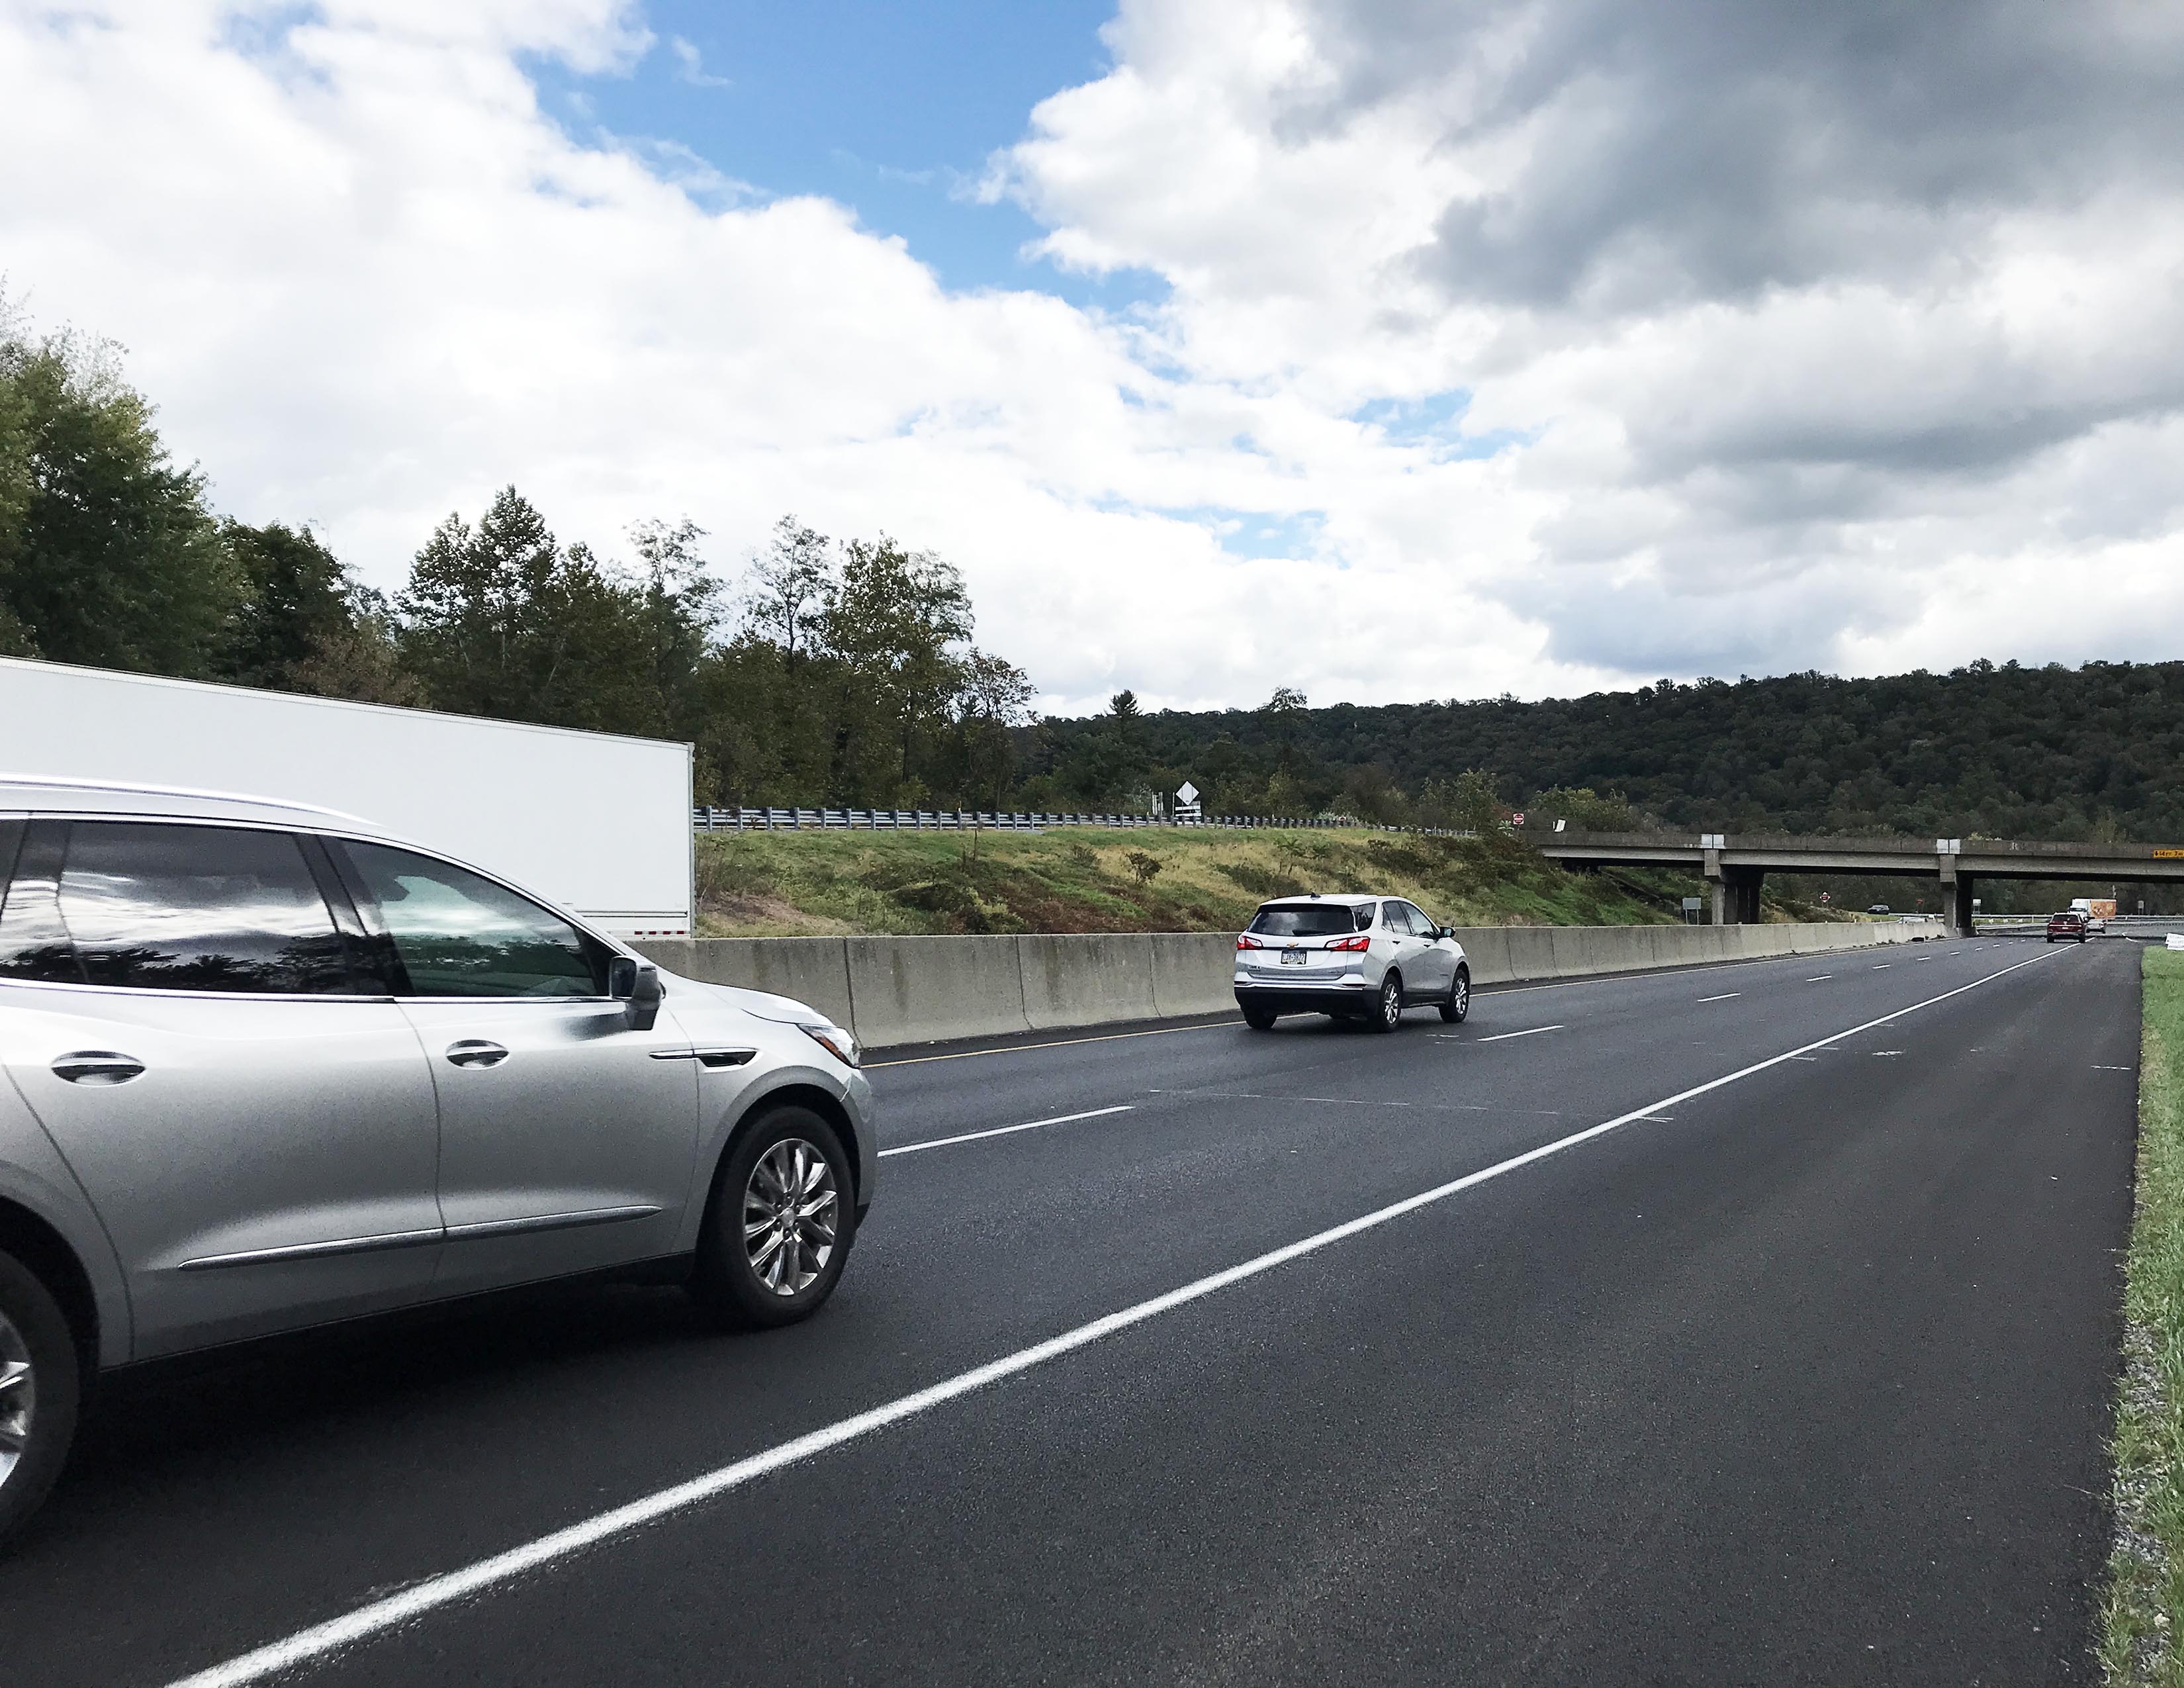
[0,1248,80,1550]
[690,1106,856,1330]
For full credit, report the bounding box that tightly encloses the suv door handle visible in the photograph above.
[445,1040,510,1068]
[52,1051,146,1086]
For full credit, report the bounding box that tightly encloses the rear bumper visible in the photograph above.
[1235,982,1376,1016]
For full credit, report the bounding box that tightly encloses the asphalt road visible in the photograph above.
[0,933,2139,1686]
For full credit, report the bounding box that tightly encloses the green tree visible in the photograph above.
[823,536,974,801]
[741,516,833,673]
[217,520,358,689]
[1263,686,1308,770]
[0,324,240,675]
[627,516,722,735]
[396,487,663,733]
[952,648,1037,810]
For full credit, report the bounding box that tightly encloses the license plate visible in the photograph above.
[1281,947,1306,965]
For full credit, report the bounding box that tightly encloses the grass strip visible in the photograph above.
[2101,945,2184,1684]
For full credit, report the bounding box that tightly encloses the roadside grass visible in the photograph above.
[2102,946,2184,1686]
[691,825,1832,937]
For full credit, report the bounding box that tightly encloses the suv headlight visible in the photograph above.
[797,1021,861,1068]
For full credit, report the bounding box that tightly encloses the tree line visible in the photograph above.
[1035,661,2184,845]
[9,303,2181,844]
[0,312,1032,808]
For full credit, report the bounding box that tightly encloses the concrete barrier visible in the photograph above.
[635,918,1937,1049]
[1019,933,1158,1030]
[1152,932,1239,1017]
[1499,927,1563,982]
[1453,927,1514,985]
[844,935,1030,1047]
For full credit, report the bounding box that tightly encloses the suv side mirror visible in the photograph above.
[608,957,664,1030]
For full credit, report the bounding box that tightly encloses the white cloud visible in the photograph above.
[668,34,728,89]
[4,0,2181,718]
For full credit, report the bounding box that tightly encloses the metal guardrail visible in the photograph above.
[693,807,1478,836]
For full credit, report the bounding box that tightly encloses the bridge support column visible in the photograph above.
[1707,866,1764,924]
[1947,874,1976,939]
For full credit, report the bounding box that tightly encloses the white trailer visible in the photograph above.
[0,656,693,936]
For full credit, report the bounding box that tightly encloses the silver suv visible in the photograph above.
[0,776,876,1546]
[1234,894,1471,1031]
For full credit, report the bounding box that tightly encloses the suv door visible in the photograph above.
[327,839,702,1295]
[1398,902,1455,994]
[0,819,442,1358]
[1377,900,1426,994]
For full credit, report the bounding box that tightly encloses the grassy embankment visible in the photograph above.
[2103,947,2184,1685]
[693,825,1854,937]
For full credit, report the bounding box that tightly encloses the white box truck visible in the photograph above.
[0,656,693,935]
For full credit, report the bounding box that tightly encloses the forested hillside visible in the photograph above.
[1030,664,2184,844]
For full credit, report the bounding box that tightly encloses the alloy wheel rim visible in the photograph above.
[1455,976,1469,1015]
[742,1138,839,1297]
[1383,980,1400,1025]
[0,1307,33,1490]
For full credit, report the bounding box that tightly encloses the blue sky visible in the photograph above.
[535,0,1160,306]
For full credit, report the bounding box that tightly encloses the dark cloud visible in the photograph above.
[1295,0,2184,314]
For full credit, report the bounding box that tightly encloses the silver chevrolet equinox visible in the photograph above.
[0,776,877,1546]
[1234,894,1471,1031]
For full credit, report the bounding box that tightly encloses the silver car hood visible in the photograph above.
[667,975,824,1026]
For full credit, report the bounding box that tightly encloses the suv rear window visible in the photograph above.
[1250,904,1369,937]
[0,820,350,993]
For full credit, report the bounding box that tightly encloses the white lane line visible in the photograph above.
[1695,992,1741,1003]
[165,946,2064,1688]
[1805,975,1833,982]
[879,1105,1134,1158]
[1873,963,1892,969]
[2095,1064,2134,1072]
[1474,1024,1565,1043]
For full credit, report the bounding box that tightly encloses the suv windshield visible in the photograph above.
[1250,904,1365,937]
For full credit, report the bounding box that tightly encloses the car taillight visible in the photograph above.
[1236,934,1264,950]
[1325,934,1371,952]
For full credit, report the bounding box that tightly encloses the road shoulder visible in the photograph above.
[2101,945,2183,1685]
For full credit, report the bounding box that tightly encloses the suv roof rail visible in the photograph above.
[0,771,369,827]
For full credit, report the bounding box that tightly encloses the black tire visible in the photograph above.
[689,1105,856,1330]
[1241,1005,1279,1031]
[0,1248,81,1552]
[1369,972,1404,1033]
[1439,966,1471,1023]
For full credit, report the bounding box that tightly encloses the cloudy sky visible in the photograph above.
[5,0,2182,714]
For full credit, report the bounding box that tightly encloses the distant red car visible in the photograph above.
[2046,911,2089,943]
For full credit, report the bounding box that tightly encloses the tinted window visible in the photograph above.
[1400,902,1439,935]
[1378,901,1416,935]
[1250,905,1362,938]
[1,822,351,993]
[343,842,610,998]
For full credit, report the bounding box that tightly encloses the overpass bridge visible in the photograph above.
[1535,831,2184,935]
